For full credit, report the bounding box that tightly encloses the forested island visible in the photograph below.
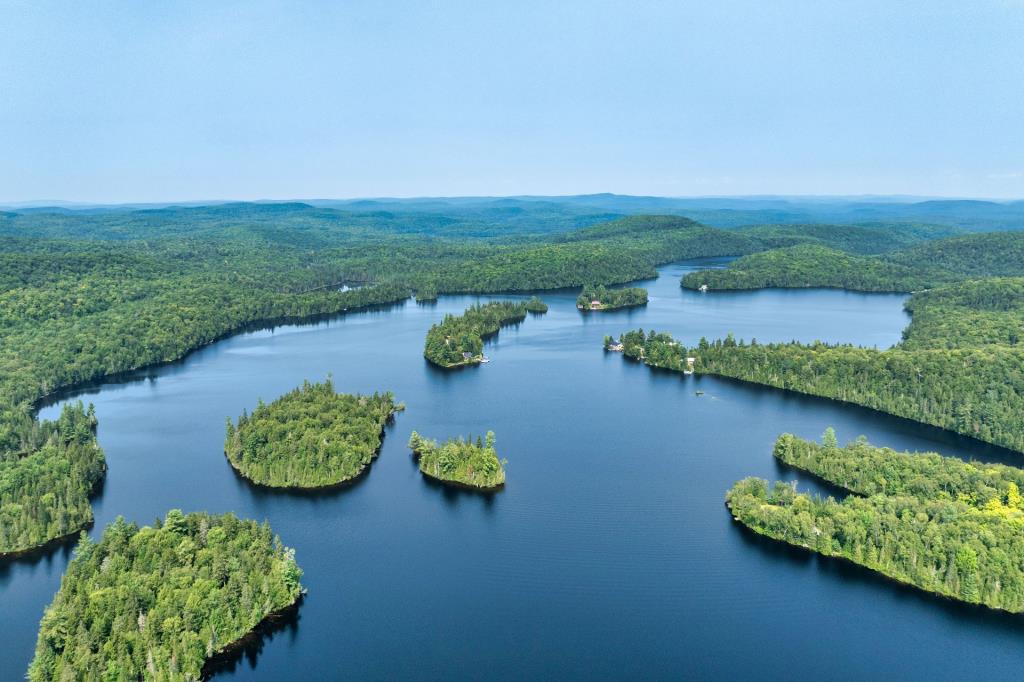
[225,379,400,489]
[424,301,539,367]
[576,285,648,311]
[615,274,1024,452]
[28,510,303,681]
[0,402,104,555]
[727,431,1024,612]
[408,431,506,489]
[524,296,548,313]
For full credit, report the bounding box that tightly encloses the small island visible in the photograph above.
[424,300,544,368]
[225,378,401,489]
[408,431,506,490]
[524,296,548,313]
[576,285,648,311]
[28,510,304,681]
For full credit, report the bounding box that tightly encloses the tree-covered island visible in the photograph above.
[408,431,506,490]
[576,285,648,311]
[424,300,542,367]
[524,296,548,313]
[726,431,1024,612]
[225,378,400,489]
[0,402,105,556]
[28,510,303,681]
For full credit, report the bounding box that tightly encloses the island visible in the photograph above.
[408,430,506,490]
[424,300,543,368]
[28,510,304,681]
[524,296,548,313]
[224,378,401,489]
[726,430,1024,612]
[0,402,105,557]
[576,285,648,311]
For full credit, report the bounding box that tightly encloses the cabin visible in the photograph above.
[684,356,696,375]
[698,284,708,293]
[607,342,624,352]
[590,300,601,310]
[462,352,474,361]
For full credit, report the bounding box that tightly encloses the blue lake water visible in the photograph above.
[4,259,1023,680]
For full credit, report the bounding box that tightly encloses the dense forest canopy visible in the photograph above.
[727,432,1024,612]
[29,510,303,681]
[225,379,400,488]
[0,402,104,555]
[408,431,506,489]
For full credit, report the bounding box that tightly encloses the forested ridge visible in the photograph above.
[726,432,1024,612]
[424,301,536,367]
[616,276,1024,452]
[682,232,1024,292]
[29,510,303,681]
[225,379,400,488]
[408,431,506,489]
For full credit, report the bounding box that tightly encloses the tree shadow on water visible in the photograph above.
[731,516,1024,634]
[200,595,303,680]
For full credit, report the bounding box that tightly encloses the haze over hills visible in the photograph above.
[3,194,1023,232]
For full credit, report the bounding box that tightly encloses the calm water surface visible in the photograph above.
[5,260,1024,680]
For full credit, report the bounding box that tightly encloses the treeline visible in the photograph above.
[424,301,534,367]
[681,232,1024,293]
[225,378,400,488]
[727,432,1024,612]
[617,276,1024,452]
[29,510,303,681]
[408,431,505,489]
[0,402,104,555]
[576,285,648,310]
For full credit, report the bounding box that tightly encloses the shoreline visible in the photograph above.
[726,503,1019,615]
[200,591,306,680]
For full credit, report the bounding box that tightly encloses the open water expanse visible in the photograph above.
[5,259,1024,679]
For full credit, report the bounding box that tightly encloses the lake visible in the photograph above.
[4,259,1023,680]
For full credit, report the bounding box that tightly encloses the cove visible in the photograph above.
[4,259,1023,680]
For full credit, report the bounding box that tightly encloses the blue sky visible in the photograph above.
[2,1,1022,202]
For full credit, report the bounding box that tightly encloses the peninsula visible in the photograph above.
[726,431,1024,612]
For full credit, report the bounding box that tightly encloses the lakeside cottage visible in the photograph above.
[685,356,696,375]
[590,299,601,310]
[698,284,708,293]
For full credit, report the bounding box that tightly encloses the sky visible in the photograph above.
[1,0,1022,202]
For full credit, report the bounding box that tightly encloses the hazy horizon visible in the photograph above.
[3,1,1022,202]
